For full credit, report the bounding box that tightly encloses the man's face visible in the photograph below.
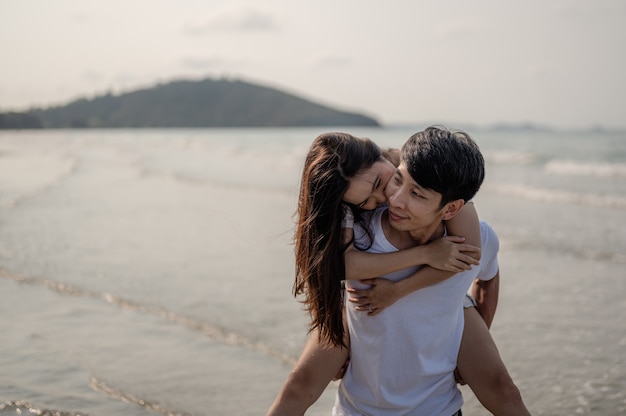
[384,162,447,233]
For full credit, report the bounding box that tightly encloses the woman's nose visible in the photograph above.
[373,187,386,204]
[363,199,377,210]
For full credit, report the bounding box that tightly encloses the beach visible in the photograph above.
[0,127,625,415]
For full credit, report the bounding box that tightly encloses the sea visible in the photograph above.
[0,126,624,416]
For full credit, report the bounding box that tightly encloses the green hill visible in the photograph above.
[0,78,379,128]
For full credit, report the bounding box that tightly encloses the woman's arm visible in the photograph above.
[347,202,482,314]
[344,237,478,279]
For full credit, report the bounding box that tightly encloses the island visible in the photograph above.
[0,78,380,129]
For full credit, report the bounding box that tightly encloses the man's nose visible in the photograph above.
[388,188,404,208]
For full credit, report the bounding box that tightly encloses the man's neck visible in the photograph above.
[382,210,445,249]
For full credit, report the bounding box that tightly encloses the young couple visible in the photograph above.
[268,127,531,415]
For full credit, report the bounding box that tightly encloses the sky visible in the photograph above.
[1,0,625,129]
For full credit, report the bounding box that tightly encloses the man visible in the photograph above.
[268,127,528,415]
[334,126,496,415]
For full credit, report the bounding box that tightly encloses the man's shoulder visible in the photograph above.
[479,221,499,253]
[477,221,500,279]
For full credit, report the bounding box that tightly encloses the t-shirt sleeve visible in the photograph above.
[342,205,354,229]
[477,221,500,281]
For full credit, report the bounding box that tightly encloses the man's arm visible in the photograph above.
[470,270,500,329]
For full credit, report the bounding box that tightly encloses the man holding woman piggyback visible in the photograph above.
[268,127,531,415]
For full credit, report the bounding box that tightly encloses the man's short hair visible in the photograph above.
[401,126,485,207]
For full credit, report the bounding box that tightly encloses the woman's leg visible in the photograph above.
[457,307,531,416]
[267,329,349,416]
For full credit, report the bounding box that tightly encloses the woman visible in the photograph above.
[268,132,530,415]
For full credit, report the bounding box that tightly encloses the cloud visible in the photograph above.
[180,57,226,69]
[524,64,552,81]
[183,7,278,35]
[314,56,353,69]
[81,71,104,83]
[179,56,247,71]
[71,13,90,24]
[433,19,483,40]
[551,0,623,18]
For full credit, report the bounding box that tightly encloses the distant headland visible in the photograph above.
[0,78,380,129]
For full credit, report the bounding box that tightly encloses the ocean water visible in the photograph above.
[0,127,624,415]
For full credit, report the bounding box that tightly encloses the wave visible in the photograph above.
[1,386,190,416]
[485,183,626,210]
[484,150,538,165]
[0,401,89,416]
[167,171,297,195]
[89,377,191,416]
[132,160,299,198]
[545,160,626,177]
[0,269,297,368]
[499,238,626,264]
[0,153,78,208]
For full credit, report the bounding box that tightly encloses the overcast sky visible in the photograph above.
[1,0,624,129]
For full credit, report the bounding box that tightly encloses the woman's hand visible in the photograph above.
[347,278,399,315]
[425,236,480,272]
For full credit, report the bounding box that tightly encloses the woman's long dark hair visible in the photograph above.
[294,132,381,348]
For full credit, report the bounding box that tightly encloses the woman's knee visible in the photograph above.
[493,369,523,403]
[281,368,322,406]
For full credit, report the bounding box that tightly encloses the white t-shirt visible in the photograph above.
[342,204,355,229]
[333,206,499,416]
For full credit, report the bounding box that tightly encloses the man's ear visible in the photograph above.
[441,199,465,221]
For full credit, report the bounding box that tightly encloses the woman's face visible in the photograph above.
[343,158,396,210]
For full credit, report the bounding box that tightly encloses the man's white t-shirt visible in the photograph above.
[334,206,499,416]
